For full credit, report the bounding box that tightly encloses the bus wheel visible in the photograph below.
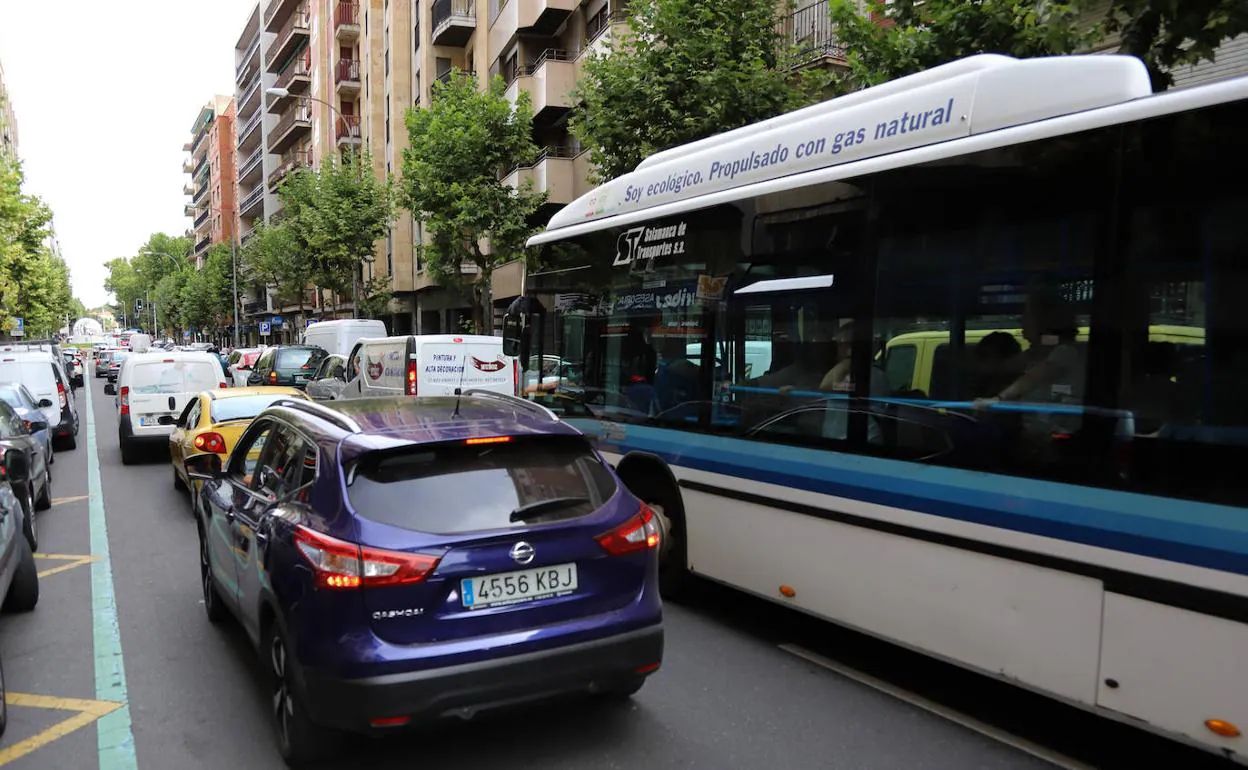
[617,455,689,600]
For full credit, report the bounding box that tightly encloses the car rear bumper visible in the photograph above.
[300,623,663,732]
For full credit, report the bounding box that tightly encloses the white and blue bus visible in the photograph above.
[504,53,1248,759]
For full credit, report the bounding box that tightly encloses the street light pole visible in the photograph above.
[265,86,363,320]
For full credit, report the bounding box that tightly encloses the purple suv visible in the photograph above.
[184,391,663,767]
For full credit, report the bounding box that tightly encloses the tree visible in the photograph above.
[278,151,394,314]
[103,232,192,334]
[0,152,68,336]
[827,0,1248,93]
[571,0,828,182]
[401,70,546,332]
[239,221,309,316]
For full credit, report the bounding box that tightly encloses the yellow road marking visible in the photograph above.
[0,693,123,766]
[33,553,99,579]
[50,495,89,507]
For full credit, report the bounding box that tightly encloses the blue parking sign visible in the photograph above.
[259,321,271,336]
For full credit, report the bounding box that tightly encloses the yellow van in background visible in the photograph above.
[881,325,1204,398]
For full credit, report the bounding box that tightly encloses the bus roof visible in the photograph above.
[530,53,1166,246]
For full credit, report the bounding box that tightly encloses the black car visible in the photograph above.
[0,447,40,619]
[0,400,51,550]
[246,346,327,390]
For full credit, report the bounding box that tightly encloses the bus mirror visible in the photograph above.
[502,314,523,358]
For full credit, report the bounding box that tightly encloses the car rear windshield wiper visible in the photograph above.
[508,496,590,523]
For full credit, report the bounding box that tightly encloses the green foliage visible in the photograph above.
[103,231,193,333]
[401,70,546,331]
[571,0,828,182]
[828,0,1248,93]
[0,153,78,337]
[177,244,236,333]
[1104,0,1248,90]
[278,150,394,305]
[239,221,309,311]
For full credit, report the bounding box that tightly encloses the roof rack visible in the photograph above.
[270,398,362,433]
[460,389,559,422]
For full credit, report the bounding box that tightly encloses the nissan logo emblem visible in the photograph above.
[509,541,535,565]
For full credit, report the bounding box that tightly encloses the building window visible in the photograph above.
[385,48,390,76]
[385,117,390,144]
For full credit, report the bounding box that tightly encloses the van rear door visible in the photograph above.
[414,336,515,396]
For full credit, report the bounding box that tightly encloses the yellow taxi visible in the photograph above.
[169,386,307,498]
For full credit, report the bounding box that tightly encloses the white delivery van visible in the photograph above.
[107,351,227,464]
[302,319,387,357]
[340,335,517,398]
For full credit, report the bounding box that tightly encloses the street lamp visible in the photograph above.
[265,86,365,320]
[194,205,243,349]
[135,249,186,336]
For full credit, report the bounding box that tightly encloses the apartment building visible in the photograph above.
[235,5,272,245]
[0,58,17,158]
[183,96,240,265]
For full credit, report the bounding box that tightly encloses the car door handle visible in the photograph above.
[224,510,236,523]
[254,531,268,546]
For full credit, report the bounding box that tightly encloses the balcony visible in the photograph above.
[195,235,212,254]
[184,203,195,217]
[193,181,209,203]
[235,34,261,88]
[263,0,301,32]
[431,0,475,46]
[194,162,210,189]
[268,99,312,154]
[270,52,312,108]
[238,145,264,184]
[334,58,361,95]
[335,114,361,147]
[193,152,209,177]
[237,109,263,154]
[334,1,360,42]
[505,49,575,123]
[582,6,629,58]
[183,182,195,197]
[239,185,265,219]
[267,149,313,190]
[266,6,310,73]
[194,209,210,228]
[777,0,845,68]
[237,76,262,120]
[182,157,195,174]
[489,0,578,53]
[502,145,577,205]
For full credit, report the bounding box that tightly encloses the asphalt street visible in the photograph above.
[0,370,1237,769]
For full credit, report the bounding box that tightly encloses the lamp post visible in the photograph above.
[265,86,363,320]
[136,249,186,338]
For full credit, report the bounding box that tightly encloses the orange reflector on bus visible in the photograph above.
[779,585,796,598]
[466,436,512,445]
[1205,719,1241,738]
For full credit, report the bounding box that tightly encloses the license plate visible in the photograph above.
[461,563,578,610]
[139,415,169,426]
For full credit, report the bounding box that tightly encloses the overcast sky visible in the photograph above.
[1,0,256,308]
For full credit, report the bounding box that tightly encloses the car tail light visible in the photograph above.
[513,360,520,396]
[119,386,130,416]
[406,360,417,396]
[193,432,228,454]
[219,381,228,389]
[56,379,66,409]
[595,503,661,556]
[269,370,277,384]
[294,527,441,590]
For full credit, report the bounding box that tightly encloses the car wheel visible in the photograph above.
[35,464,52,511]
[119,436,137,466]
[266,624,341,766]
[20,485,36,552]
[597,676,647,701]
[198,529,227,624]
[56,432,77,451]
[3,536,39,613]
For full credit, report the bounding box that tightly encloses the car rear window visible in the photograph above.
[346,436,618,534]
[209,394,295,423]
[277,348,324,370]
[129,361,220,394]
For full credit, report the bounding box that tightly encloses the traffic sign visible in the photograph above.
[10,317,24,337]
[259,321,271,336]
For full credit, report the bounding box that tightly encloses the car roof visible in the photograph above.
[265,395,578,457]
[206,386,304,400]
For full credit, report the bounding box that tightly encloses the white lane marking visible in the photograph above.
[778,643,1093,770]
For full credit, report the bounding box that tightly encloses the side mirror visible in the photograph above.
[3,449,30,482]
[36,398,54,408]
[184,454,223,481]
[103,383,116,396]
[501,314,523,358]
[25,419,48,434]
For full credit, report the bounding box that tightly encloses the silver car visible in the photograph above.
[304,353,348,401]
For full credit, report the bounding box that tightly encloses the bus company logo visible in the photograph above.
[366,355,385,380]
[470,356,507,373]
[614,221,687,272]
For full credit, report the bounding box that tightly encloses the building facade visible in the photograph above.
[184,96,240,265]
[0,58,17,158]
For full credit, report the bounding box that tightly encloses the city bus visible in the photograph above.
[503,53,1248,759]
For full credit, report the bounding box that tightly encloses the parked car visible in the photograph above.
[0,447,40,615]
[225,348,262,388]
[106,351,229,465]
[339,335,518,400]
[94,349,116,378]
[61,350,84,388]
[304,354,347,401]
[184,393,663,766]
[245,345,327,391]
[169,386,307,506]
[0,383,54,466]
[0,347,79,450]
[301,319,386,357]
[106,350,130,383]
[0,399,50,550]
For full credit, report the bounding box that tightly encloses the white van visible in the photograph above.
[107,352,227,464]
[302,319,387,357]
[340,335,517,398]
[0,347,79,449]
